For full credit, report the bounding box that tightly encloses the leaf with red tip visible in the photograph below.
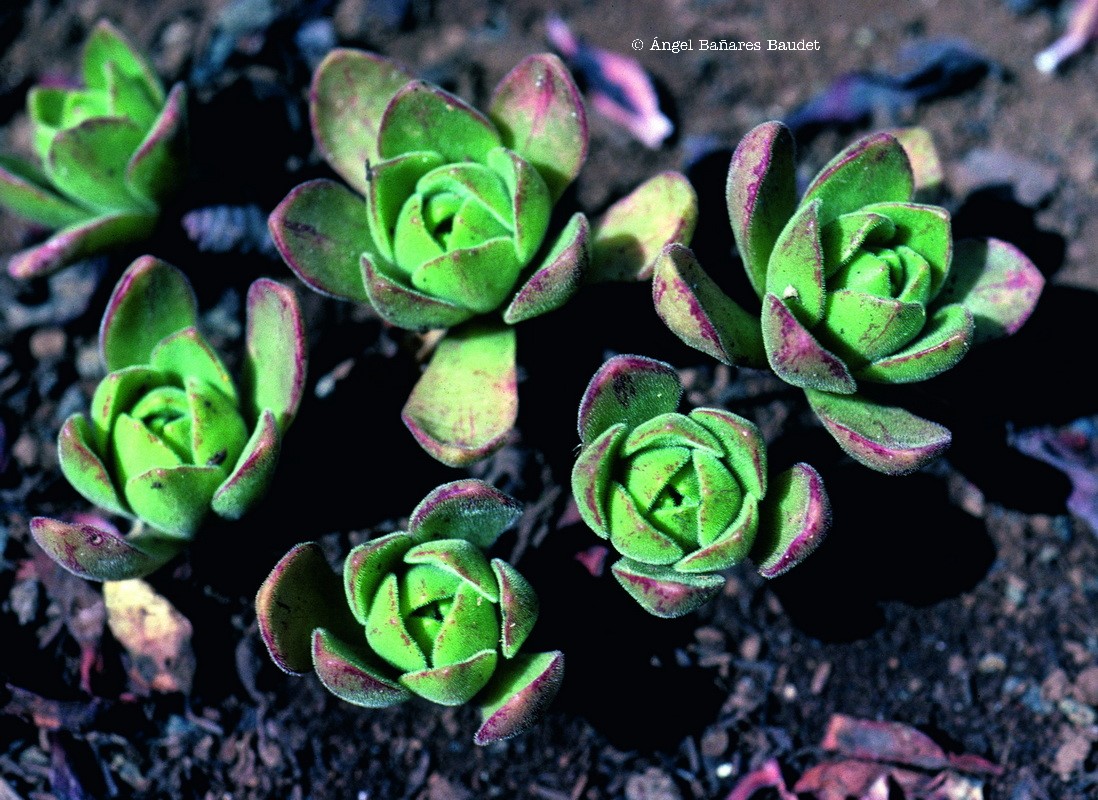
[311,49,413,195]
[361,254,476,330]
[753,463,831,577]
[402,323,517,467]
[343,532,412,624]
[124,464,224,538]
[82,20,164,103]
[30,516,181,582]
[255,542,357,674]
[610,558,724,618]
[489,54,587,201]
[934,238,1044,345]
[7,211,155,280]
[674,494,757,573]
[0,154,89,227]
[491,559,538,658]
[379,81,501,164]
[244,280,307,432]
[100,256,197,370]
[801,132,914,226]
[761,293,856,394]
[856,304,973,384]
[726,121,798,297]
[400,649,498,706]
[503,212,588,324]
[577,354,682,445]
[886,127,943,198]
[806,389,952,475]
[211,410,280,520]
[126,83,187,207]
[589,172,697,282]
[269,179,375,303]
[409,479,522,549]
[46,118,150,213]
[475,650,564,745]
[652,243,767,368]
[312,627,411,707]
[766,199,826,326]
[58,414,128,517]
[404,539,499,602]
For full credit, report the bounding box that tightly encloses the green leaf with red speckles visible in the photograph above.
[402,322,517,467]
[312,627,412,707]
[379,81,501,164]
[753,463,831,577]
[475,651,564,745]
[610,558,725,619]
[243,279,307,432]
[577,354,682,445]
[801,132,914,226]
[30,516,182,582]
[400,649,498,706]
[408,480,522,549]
[210,410,280,520]
[503,212,588,324]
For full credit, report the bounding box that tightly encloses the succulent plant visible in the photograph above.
[571,355,830,617]
[0,21,187,279]
[654,122,1044,474]
[270,48,696,466]
[256,480,564,745]
[31,256,306,580]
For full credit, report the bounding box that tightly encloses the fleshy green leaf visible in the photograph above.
[651,243,767,368]
[210,410,281,520]
[409,237,522,314]
[577,355,682,445]
[58,414,129,516]
[856,304,973,384]
[820,211,896,268]
[400,649,498,706]
[310,49,414,195]
[492,559,538,659]
[379,81,501,164]
[570,423,627,539]
[82,20,164,104]
[404,539,499,602]
[30,517,181,582]
[503,212,588,324]
[487,147,551,265]
[727,121,798,297]
[402,322,517,467]
[475,651,564,745]
[589,172,698,282]
[124,463,224,539]
[761,293,857,393]
[149,327,236,402]
[365,573,428,673]
[801,132,914,226]
[312,627,411,707]
[805,388,952,475]
[676,492,756,572]
[7,211,155,280]
[362,253,475,330]
[269,178,375,303]
[186,377,247,470]
[885,127,943,198]
[343,532,412,624]
[862,201,951,294]
[622,412,721,457]
[100,256,197,370]
[255,542,360,673]
[489,54,587,201]
[243,279,307,432]
[46,118,150,214]
[408,479,522,549]
[607,483,684,565]
[125,82,187,207]
[689,408,767,499]
[753,463,831,577]
[431,582,499,666]
[933,238,1044,345]
[611,558,724,618]
[766,199,826,326]
[366,150,445,263]
[818,290,927,367]
[0,154,89,227]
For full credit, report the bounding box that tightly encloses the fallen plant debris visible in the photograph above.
[1034,0,1098,72]
[1010,416,1098,535]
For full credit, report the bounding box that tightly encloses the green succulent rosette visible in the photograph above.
[269,48,696,466]
[256,480,564,745]
[654,122,1044,474]
[31,256,307,581]
[0,21,187,278]
[571,355,830,617]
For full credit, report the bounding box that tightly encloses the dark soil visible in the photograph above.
[1,1,1096,798]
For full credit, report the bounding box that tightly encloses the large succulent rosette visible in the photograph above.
[654,122,1044,474]
[270,48,696,466]
[0,21,187,278]
[256,480,564,745]
[571,356,830,617]
[32,256,306,581]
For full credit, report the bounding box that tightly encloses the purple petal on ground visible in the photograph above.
[722,759,797,800]
[1035,0,1098,73]
[545,15,672,148]
[1010,416,1098,535]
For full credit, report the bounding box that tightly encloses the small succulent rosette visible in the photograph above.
[654,122,1044,475]
[571,355,830,618]
[0,21,187,279]
[256,480,564,745]
[270,48,696,466]
[31,256,306,581]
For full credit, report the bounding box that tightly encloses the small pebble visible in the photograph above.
[30,328,66,361]
[624,767,682,800]
[1073,666,1098,706]
[977,653,1007,673]
[810,661,831,694]
[11,433,38,468]
[739,633,761,661]
[1058,697,1097,727]
[700,727,728,758]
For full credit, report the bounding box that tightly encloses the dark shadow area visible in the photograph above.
[768,462,995,641]
[524,523,726,751]
[951,187,1066,278]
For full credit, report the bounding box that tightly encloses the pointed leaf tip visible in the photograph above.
[577,355,682,444]
[31,516,181,581]
[409,479,523,548]
[754,463,831,578]
[474,651,564,745]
